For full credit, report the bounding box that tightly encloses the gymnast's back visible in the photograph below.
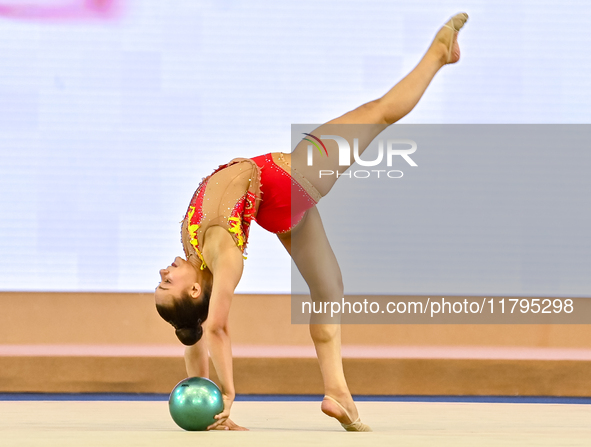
[181,159,261,269]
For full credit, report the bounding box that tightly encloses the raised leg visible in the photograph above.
[292,12,469,196]
[277,207,370,431]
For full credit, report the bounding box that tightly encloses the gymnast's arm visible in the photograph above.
[184,335,209,377]
[201,226,245,430]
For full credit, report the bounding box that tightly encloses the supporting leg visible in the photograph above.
[277,207,370,431]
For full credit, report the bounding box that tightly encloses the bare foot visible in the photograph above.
[431,12,469,65]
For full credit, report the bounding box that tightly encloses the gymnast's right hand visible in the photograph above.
[210,418,248,431]
[207,394,248,431]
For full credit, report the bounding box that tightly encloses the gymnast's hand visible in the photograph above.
[209,418,248,431]
[207,394,248,431]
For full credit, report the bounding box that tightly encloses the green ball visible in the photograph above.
[169,377,224,431]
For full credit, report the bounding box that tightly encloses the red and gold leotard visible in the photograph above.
[181,153,320,269]
[251,153,321,234]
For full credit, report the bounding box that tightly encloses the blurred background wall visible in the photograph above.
[1,0,590,395]
[1,0,590,294]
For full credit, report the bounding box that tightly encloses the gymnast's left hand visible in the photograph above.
[207,394,248,431]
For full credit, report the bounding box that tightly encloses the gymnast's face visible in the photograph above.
[154,256,200,304]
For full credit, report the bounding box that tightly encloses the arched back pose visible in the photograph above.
[155,13,469,431]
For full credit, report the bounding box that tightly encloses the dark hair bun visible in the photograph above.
[175,324,203,346]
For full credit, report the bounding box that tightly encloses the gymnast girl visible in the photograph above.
[154,13,469,431]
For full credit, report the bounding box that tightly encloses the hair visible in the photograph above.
[155,281,212,346]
